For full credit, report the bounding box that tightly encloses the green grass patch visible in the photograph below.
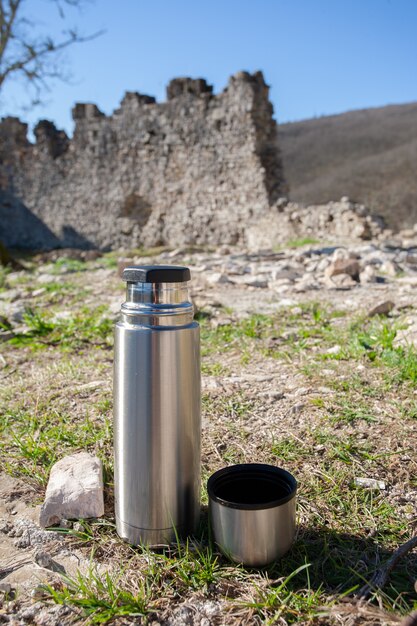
[8,306,113,352]
[0,408,112,485]
[50,257,89,274]
[45,566,154,623]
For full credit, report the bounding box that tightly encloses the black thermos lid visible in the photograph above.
[122,265,191,283]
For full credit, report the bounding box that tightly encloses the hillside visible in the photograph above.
[279,102,417,230]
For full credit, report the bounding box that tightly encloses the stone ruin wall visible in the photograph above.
[0,71,287,250]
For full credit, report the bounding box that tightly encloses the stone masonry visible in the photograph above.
[0,71,286,250]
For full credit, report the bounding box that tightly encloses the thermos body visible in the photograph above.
[113,266,201,545]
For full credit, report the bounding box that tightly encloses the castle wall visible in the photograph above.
[0,71,286,250]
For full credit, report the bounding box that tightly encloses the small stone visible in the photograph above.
[325,258,360,280]
[0,583,12,595]
[243,277,268,288]
[0,288,21,302]
[380,260,399,276]
[289,402,305,415]
[206,272,232,285]
[368,301,395,317]
[14,530,31,548]
[0,520,12,533]
[20,604,40,619]
[34,550,66,575]
[325,273,357,290]
[359,265,378,283]
[326,345,341,355]
[59,519,72,529]
[37,273,57,284]
[31,586,49,601]
[354,477,386,490]
[35,550,54,569]
[73,521,84,533]
[31,288,46,297]
[39,452,104,528]
[9,304,28,324]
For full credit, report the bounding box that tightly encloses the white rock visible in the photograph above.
[206,272,232,285]
[324,273,357,290]
[359,265,378,284]
[242,277,269,288]
[0,288,21,302]
[39,452,104,528]
[354,477,386,490]
[37,274,57,284]
[10,304,27,324]
[326,345,341,355]
[380,260,399,277]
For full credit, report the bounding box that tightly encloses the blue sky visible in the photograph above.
[2,0,417,135]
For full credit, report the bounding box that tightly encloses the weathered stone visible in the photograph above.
[39,452,104,528]
[394,317,417,348]
[354,477,386,490]
[34,550,54,569]
[368,301,395,317]
[325,258,361,280]
[242,276,269,288]
[0,582,12,594]
[34,549,66,574]
[206,272,233,285]
[0,71,286,251]
[380,260,400,276]
[245,198,385,251]
[359,265,378,283]
[30,586,49,601]
[326,345,341,355]
[325,273,357,290]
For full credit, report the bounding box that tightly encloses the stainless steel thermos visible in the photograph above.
[113,265,201,545]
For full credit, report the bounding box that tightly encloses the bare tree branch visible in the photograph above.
[356,535,417,599]
[0,0,103,108]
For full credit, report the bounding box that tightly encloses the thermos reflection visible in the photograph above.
[113,266,201,545]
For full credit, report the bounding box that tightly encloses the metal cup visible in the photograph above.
[207,463,297,567]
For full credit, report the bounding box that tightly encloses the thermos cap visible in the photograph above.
[122,265,191,283]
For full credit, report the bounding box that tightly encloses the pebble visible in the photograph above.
[359,265,378,283]
[242,277,268,288]
[35,550,54,569]
[36,274,57,284]
[326,345,341,355]
[288,402,305,415]
[354,477,386,490]
[59,518,72,529]
[367,300,395,317]
[380,260,399,276]
[0,289,20,302]
[31,586,49,601]
[326,259,361,278]
[206,272,232,285]
[325,273,357,289]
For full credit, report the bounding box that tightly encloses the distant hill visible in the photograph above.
[278,102,417,230]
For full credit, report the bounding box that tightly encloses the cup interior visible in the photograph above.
[207,464,297,510]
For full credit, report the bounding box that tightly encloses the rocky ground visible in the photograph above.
[0,227,417,625]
